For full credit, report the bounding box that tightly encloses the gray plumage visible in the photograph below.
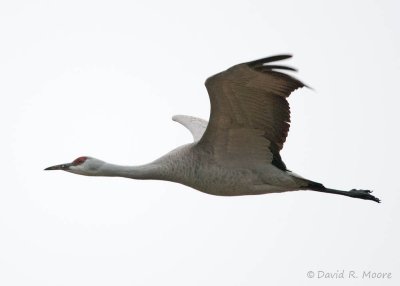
[172,115,207,142]
[45,55,380,203]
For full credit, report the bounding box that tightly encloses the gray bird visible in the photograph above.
[45,55,380,203]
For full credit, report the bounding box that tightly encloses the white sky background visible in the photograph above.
[0,0,399,285]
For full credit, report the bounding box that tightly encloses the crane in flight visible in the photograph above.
[45,55,380,203]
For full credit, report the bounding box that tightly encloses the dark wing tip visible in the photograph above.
[254,65,298,72]
[268,70,308,91]
[246,54,313,90]
[247,54,293,68]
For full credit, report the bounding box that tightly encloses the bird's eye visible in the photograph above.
[72,156,87,165]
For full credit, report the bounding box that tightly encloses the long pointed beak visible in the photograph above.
[44,163,72,171]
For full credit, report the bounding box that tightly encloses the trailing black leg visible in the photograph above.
[306,182,381,203]
[345,189,381,203]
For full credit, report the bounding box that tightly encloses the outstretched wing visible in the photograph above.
[172,115,208,142]
[198,55,306,170]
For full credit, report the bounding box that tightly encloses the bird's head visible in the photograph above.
[44,156,105,176]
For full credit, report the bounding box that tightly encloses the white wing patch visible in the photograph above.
[172,115,208,142]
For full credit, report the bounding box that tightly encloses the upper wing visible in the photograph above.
[198,55,306,170]
[172,115,208,142]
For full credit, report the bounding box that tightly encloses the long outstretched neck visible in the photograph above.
[98,162,162,180]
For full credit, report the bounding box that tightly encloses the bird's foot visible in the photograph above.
[349,189,381,203]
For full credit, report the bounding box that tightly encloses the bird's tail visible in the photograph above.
[303,180,325,191]
[287,171,325,190]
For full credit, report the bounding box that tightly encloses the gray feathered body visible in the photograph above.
[152,143,307,196]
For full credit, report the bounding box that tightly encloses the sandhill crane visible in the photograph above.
[45,55,380,203]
